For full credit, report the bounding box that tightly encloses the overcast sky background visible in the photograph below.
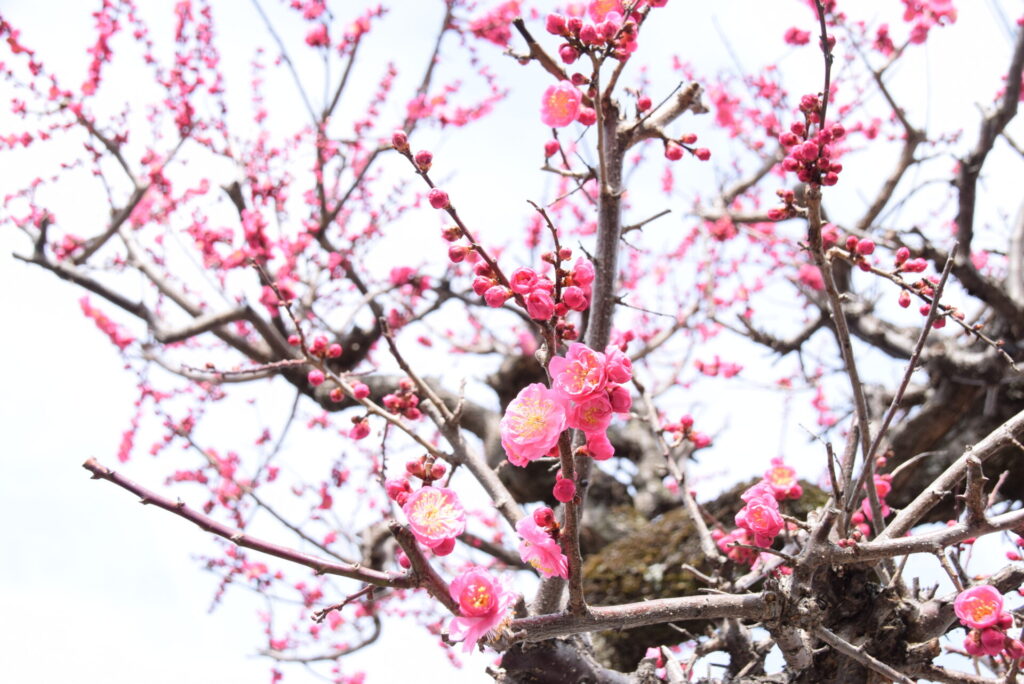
[2,1,1022,682]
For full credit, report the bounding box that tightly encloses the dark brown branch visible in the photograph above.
[499,592,774,647]
[388,521,458,614]
[82,458,410,588]
[878,407,1024,540]
[813,625,915,684]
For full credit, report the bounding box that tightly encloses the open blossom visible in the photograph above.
[549,343,607,401]
[516,516,568,578]
[735,492,784,547]
[763,458,803,500]
[540,81,582,127]
[447,568,516,652]
[500,384,567,466]
[954,585,1004,630]
[402,486,465,552]
[603,345,632,384]
[586,430,614,460]
[567,393,613,434]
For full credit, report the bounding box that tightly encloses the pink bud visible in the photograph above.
[587,432,614,460]
[562,285,588,311]
[431,536,456,556]
[427,188,449,209]
[308,369,325,386]
[637,95,651,112]
[544,140,560,157]
[664,141,684,161]
[898,290,911,308]
[448,245,467,263]
[558,44,579,64]
[510,267,539,294]
[391,130,409,152]
[577,107,597,126]
[327,343,342,358]
[349,420,370,440]
[545,13,567,35]
[526,290,555,320]
[856,239,875,256]
[533,506,556,527]
[579,24,599,44]
[553,477,576,503]
[690,432,712,448]
[694,148,711,161]
[472,276,493,296]
[895,246,910,265]
[608,384,632,413]
[484,285,511,308]
[414,149,433,171]
[779,131,800,147]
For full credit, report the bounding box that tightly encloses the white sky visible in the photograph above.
[1,1,1022,682]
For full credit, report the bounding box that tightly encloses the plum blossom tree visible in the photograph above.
[3,0,1024,682]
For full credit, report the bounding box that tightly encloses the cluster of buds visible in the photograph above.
[531,506,561,541]
[473,253,595,329]
[307,334,343,359]
[664,132,711,162]
[849,473,893,539]
[348,415,370,440]
[545,1,648,64]
[766,188,799,221]
[404,454,447,487]
[384,477,413,507]
[893,246,927,273]
[390,133,451,208]
[778,94,845,187]
[662,414,712,450]
[441,224,477,265]
[382,378,421,420]
[954,585,1023,660]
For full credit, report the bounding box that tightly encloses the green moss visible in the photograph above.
[581,479,826,671]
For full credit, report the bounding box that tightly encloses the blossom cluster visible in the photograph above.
[714,459,801,566]
[500,342,632,472]
[848,473,893,540]
[953,585,1024,660]
[472,253,595,334]
[516,507,568,579]
[778,95,846,187]
[544,1,661,64]
[447,567,516,652]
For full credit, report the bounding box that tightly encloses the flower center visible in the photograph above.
[411,490,459,535]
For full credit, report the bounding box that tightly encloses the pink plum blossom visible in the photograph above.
[603,345,633,383]
[567,393,613,434]
[735,492,784,547]
[500,383,567,466]
[607,384,632,413]
[509,267,538,294]
[516,516,568,578]
[954,585,1004,630]
[549,343,607,401]
[525,290,555,320]
[586,430,614,460]
[447,568,516,652]
[540,81,581,127]
[763,458,803,500]
[402,486,466,552]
